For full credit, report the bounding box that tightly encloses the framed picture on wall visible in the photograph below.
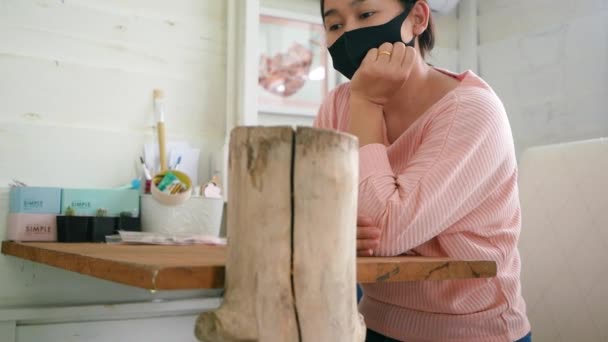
[258,8,336,117]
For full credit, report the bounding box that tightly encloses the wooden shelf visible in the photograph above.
[1,241,497,290]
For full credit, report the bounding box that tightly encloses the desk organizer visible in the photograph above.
[141,195,223,237]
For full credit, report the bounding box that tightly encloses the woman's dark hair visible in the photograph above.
[320,0,435,58]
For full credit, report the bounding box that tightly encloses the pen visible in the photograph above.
[139,156,152,180]
[171,156,182,171]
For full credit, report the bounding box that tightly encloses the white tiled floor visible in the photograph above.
[518,138,608,342]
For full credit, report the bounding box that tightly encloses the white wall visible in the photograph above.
[261,0,319,16]
[478,0,608,156]
[428,9,460,72]
[0,0,226,318]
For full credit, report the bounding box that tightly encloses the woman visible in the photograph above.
[314,0,532,341]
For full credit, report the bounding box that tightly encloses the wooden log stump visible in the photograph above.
[293,127,365,342]
[195,127,365,341]
[195,127,298,342]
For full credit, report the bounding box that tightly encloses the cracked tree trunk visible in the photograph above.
[195,127,297,342]
[293,127,366,342]
[195,126,365,342]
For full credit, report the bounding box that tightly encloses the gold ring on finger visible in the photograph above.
[379,51,392,57]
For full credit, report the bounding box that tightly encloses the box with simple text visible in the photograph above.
[7,213,57,241]
[61,189,139,217]
[9,187,62,214]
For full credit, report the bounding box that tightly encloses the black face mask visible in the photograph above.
[328,9,415,80]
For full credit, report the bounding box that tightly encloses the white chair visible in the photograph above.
[518,138,608,341]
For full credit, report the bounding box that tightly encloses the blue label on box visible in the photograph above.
[9,187,62,214]
[69,200,92,210]
[61,189,140,217]
[24,200,44,210]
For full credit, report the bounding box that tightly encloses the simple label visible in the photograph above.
[25,224,52,234]
[71,200,91,209]
[24,200,43,209]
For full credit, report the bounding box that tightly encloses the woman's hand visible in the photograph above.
[357,217,381,257]
[350,42,417,107]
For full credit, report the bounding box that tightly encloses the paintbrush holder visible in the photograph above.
[150,170,192,206]
[140,194,223,237]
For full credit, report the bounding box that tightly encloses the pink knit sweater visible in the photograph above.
[314,69,530,342]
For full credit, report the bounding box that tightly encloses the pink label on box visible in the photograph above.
[7,213,57,241]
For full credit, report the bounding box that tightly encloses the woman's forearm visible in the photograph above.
[348,95,385,147]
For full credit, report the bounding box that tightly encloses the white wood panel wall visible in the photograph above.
[16,316,201,342]
[0,0,227,188]
[0,0,227,308]
[0,298,221,342]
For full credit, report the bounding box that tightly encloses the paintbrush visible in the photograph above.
[154,89,168,172]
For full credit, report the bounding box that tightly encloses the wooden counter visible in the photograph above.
[1,241,497,290]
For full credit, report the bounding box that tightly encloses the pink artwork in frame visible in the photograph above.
[258,11,331,116]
